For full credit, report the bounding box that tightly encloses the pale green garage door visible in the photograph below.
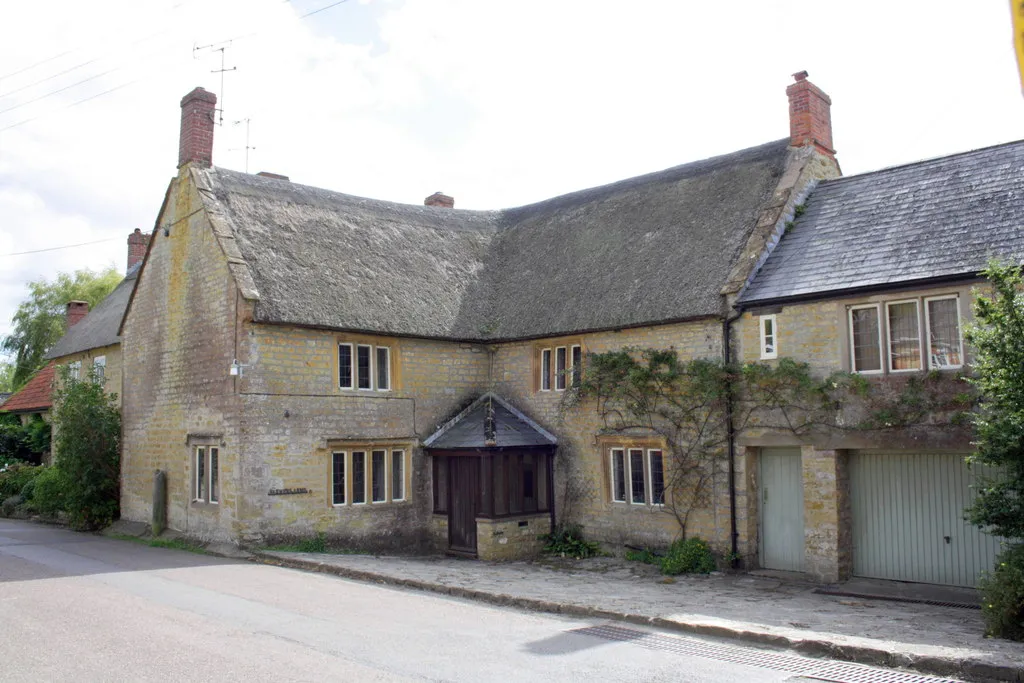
[850,451,1001,587]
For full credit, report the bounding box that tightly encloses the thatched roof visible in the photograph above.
[197,139,791,341]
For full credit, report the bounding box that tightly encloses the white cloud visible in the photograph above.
[0,0,1022,345]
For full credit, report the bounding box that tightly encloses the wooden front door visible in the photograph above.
[760,448,805,572]
[448,457,480,555]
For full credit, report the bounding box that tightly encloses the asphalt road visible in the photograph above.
[0,519,924,682]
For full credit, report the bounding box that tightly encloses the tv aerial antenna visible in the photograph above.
[193,41,237,126]
[231,118,255,173]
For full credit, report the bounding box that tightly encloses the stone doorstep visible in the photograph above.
[248,551,1024,683]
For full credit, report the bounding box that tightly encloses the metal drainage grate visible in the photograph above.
[813,589,979,611]
[570,624,961,683]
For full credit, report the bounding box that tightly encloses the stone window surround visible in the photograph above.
[534,337,584,393]
[327,441,412,508]
[599,435,667,508]
[845,293,964,375]
[335,334,401,393]
[188,434,222,507]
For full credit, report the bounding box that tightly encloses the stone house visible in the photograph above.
[119,72,846,564]
[734,140,1024,586]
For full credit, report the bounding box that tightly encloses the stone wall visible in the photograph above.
[476,514,550,561]
[52,343,123,405]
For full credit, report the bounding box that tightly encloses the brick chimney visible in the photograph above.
[786,71,835,158]
[178,87,217,168]
[127,228,149,273]
[424,192,454,208]
[66,301,89,328]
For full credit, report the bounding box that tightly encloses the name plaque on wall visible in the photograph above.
[268,487,311,496]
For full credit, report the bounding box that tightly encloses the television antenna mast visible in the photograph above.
[231,118,255,173]
[193,41,236,126]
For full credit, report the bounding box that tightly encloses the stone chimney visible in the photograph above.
[178,87,217,168]
[127,228,149,273]
[786,71,835,158]
[66,301,89,328]
[424,192,454,208]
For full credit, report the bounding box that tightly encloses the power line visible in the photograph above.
[1,237,121,258]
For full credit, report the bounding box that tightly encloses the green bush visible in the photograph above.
[980,544,1024,640]
[30,465,68,517]
[0,413,49,466]
[0,463,43,499]
[540,524,602,559]
[624,548,660,565]
[659,537,716,575]
[1,495,24,517]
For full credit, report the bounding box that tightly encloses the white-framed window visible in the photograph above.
[570,345,582,387]
[610,445,665,507]
[759,315,778,360]
[339,342,392,391]
[93,355,106,381]
[540,349,552,392]
[391,449,405,502]
[926,296,963,369]
[331,447,408,507]
[849,304,883,373]
[555,346,567,391]
[885,300,922,372]
[68,360,81,380]
[193,446,219,504]
[331,451,346,506]
[849,295,963,374]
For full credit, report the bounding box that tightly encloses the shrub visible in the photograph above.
[624,548,660,565]
[540,524,601,559]
[659,537,716,575]
[1,495,24,517]
[51,366,120,530]
[0,463,43,499]
[30,465,68,517]
[979,544,1024,640]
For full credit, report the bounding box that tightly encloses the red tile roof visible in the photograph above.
[0,362,55,413]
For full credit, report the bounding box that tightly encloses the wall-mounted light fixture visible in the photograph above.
[229,359,250,376]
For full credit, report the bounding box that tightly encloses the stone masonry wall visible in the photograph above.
[476,514,549,561]
[121,174,241,543]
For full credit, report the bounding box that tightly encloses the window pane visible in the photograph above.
[195,447,205,501]
[339,345,353,389]
[611,449,625,502]
[392,450,404,501]
[629,449,646,503]
[555,347,567,390]
[209,447,219,503]
[928,299,962,368]
[332,452,346,505]
[571,346,582,387]
[357,346,372,389]
[371,450,386,502]
[887,302,921,371]
[541,349,552,391]
[376,347,390,390]
[432,456,448,513]
[851,307,881,372]
[94,356,106,381]
[352,451,366,503]
[761,316,776,357]
[649,450,665,505]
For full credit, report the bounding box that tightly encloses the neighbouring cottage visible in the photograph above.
[735,140,1024,587]
[119,73,843,562]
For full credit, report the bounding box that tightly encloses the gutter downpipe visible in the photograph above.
[723,307,743,569]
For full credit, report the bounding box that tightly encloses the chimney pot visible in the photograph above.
[127,228,150,273]
[66,301,89,328]
[178,87,217,169]
[785,71,835,158]
[424,191,454,209]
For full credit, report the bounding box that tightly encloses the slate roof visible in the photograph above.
[197,139,791,341]
[0,362,55,413]
[738,140,1024,306]
[423,393,557,450]
[45,265,139,360]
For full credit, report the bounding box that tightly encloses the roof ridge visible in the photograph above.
[817,138,1024,188]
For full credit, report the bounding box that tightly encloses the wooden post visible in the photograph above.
[152,469,167,536]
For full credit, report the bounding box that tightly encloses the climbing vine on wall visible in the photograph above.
[560,348,975,539]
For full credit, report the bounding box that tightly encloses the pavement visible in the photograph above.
[245,548,1024,683]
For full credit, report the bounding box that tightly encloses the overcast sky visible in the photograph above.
[1,0,1022,347]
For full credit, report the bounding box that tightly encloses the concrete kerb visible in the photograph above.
[248,551,1023,683]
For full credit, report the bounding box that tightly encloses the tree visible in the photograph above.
[1,267,121,390]
[965,262,1024,539]
[0,360,14,393]
[49,366,120,530]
